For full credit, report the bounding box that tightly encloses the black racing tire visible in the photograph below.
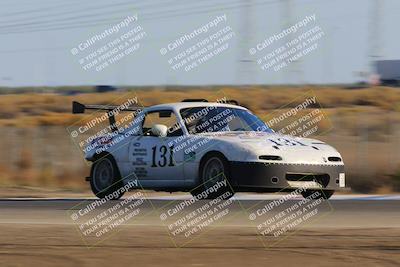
[89,155,125,200]
[301,189,334,200]
[191,153,234,200]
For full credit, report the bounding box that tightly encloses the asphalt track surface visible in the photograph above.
[0,194,399,267]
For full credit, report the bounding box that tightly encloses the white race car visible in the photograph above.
[72,99,345,200]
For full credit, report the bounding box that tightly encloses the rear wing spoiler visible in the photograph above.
[72,101,142,132]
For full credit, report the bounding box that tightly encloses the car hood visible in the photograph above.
[199,131,324,146]
[198,131,343,164]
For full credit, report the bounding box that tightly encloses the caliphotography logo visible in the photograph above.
[0,1,399,266]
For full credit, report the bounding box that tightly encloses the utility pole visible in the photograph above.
[368,0,382,77]
[281,0,303,85]
[236,0,256,86]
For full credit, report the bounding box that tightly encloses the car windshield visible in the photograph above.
[180,106,274,134]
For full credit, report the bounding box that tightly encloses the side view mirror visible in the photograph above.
[151,124,168,137]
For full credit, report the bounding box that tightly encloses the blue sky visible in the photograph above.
[0,0,399,87]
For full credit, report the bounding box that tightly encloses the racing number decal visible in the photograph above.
[151,145,175,167]
[268,138,307,146]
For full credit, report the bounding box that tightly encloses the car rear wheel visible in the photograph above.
[191,154,234,199]
[301,189,334,200]
[90,155,124,200]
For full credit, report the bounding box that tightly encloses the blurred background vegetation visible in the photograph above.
[1,85,400,193]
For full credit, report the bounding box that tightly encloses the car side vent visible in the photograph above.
[328,156,342,162]
[182,99,208,102]
[259,155,282,161]
[312,146,319,150]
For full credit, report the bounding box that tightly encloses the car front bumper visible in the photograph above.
[229,161,346,192]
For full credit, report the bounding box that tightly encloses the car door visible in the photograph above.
[128,109,185,188]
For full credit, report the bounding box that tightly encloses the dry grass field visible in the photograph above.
[1,85,400,193]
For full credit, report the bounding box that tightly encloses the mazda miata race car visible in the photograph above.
[72,99,345,200]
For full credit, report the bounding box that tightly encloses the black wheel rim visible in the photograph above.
[202,157,225,190]
[93,158,114,192]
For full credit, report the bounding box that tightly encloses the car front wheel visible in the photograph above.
[301,189,334,200]
[191,154,234,200]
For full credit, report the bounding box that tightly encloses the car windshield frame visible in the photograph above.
[179,106,274,135]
